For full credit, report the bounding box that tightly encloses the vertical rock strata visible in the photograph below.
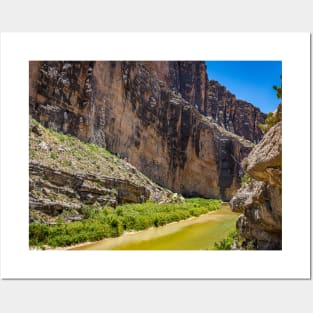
[230,122,282,249]
[145,62,266,142]
[30,61,256,200]
[206,80,266,143]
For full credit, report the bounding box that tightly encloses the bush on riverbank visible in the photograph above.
[29,198,221,248]
[214,229,248,250]
[214,230,238,250]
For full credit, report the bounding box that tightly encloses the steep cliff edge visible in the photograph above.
[30,61,254,200]
[230,121,282,249]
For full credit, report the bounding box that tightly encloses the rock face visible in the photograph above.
[29,161,150,223]
[30,61,256,200]
[29,118,179,223]
[206,80,266,143]
[145,62,266,142]
[230,122,282,249]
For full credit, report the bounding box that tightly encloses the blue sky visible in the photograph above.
[205,61,282,113]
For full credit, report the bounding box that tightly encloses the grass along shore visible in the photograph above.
[29,198,221,249]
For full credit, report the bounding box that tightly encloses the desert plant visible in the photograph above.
[258,75,282,134]
[241,173,253,187]
[214,230,239,250]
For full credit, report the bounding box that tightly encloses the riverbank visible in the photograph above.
[66,210,216,250]
[70,205,239,250]
[29,198,222,249]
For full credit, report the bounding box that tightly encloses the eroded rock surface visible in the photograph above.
[29,119,180,224]
[207,80,266,143]
[230,122,282,249]
[145,62,266,142]
[29,161,150,223]
[30,61,257,200]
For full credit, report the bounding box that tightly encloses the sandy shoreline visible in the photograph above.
[32,205,232,251]
[66,207,230,250]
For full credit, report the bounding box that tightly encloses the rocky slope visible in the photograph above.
[230,120,282,249]
[29,118,178,224]
[30,61,256,200]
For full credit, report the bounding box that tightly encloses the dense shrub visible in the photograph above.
[29,223,49,246]
[29,198,221,248]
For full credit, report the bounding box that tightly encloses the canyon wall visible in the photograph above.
[30,61,255,200]
[144,61,266,142]
[230,121,282,249]
[206,80,266,143]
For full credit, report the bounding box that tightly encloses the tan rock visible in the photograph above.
[29,160,151,222]
[244,122,282,183]
[230,122,282,249]
[29,61,255,200]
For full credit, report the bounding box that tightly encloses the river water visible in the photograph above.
[71,205,239,250]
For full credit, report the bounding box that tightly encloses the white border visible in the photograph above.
[0,33,310,279]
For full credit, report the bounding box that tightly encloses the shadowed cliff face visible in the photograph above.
[30,61,254,200]
[167,61,208,114]
[29,61,97,141]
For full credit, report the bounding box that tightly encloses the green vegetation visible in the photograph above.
[273,75,282,100]
[29,198,221,248]
[50,151,57,160]
[214,229,257,250]
[258,111,280,134]
[258,75,282,134]
[240,173,253,187]
[214,230,239,250]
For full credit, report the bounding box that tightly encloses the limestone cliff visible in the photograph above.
[30,61,255,200]
[206,80,266,143]
[230,121,282,249]
[144,61,266,142]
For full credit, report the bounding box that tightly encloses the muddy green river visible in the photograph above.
[71,205,239,250]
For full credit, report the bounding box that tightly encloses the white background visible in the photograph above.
[1,32,310,280]
[0,1,312,312]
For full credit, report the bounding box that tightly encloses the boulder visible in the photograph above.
[230,122,282,249]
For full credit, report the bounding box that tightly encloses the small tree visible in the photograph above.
[258,75,282,134]
[273,75,282,99]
